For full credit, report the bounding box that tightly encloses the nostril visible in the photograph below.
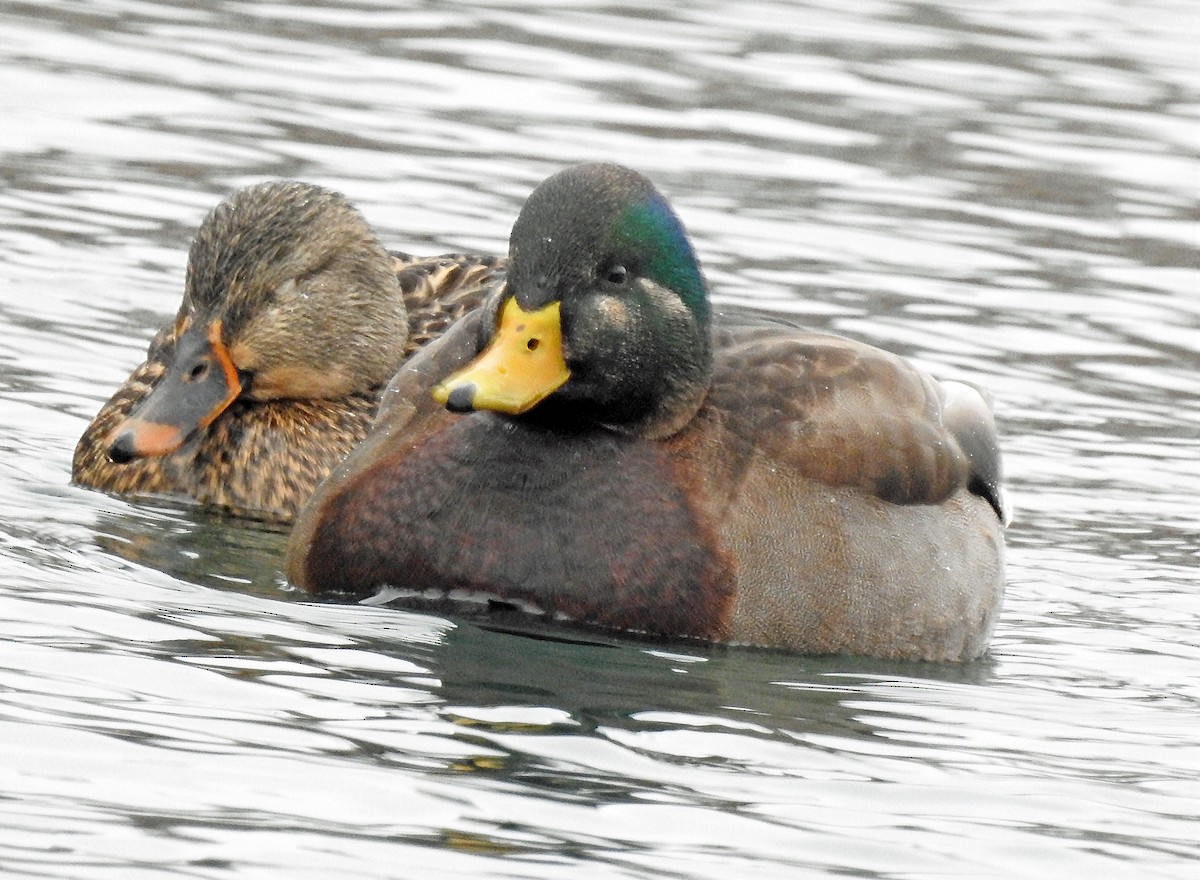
[107,431,136,464]
[187,362,208,381]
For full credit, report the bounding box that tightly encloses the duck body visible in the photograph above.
[286,164,1006,660]
[72,181,503,522]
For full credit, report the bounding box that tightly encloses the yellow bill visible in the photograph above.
[433,297,570,414]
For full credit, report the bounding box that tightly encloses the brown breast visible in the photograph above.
[297,413,738,641]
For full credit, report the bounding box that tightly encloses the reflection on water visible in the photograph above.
[0,0,1198,877]
[90,502,293,600]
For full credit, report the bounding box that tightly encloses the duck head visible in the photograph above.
[106,181,407,462]
[434,163,713,439]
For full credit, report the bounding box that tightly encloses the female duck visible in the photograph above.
[73,180,503,522]
[286,164,1006,661]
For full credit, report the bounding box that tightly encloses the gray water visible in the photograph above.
[1,1,1198,877]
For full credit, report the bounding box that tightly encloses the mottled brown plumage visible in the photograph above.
[287,164,1006,659]
[73,181,503,522]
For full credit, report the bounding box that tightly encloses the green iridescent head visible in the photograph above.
[479,163,714,438]
[507,163,710,324]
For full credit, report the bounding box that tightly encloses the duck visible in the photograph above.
[285,163,1007,661]
[72,180,504,523]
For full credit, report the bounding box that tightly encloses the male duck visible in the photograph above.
[285,163,1007,661]
[73,180,503,522]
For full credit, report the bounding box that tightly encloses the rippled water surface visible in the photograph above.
[1,1,1198,877]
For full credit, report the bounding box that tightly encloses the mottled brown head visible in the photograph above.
[107,181,407,462]
[183,180,406,400]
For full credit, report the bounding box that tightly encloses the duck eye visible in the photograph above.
[605,264,628,285]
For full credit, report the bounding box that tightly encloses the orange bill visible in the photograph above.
[106,320,244,463]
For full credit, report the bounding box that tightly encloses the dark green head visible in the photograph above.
[507,163,709,323]
[477,163,713,438]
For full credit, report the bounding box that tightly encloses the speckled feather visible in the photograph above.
[393,253,505,351]
[73,252,504,522]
